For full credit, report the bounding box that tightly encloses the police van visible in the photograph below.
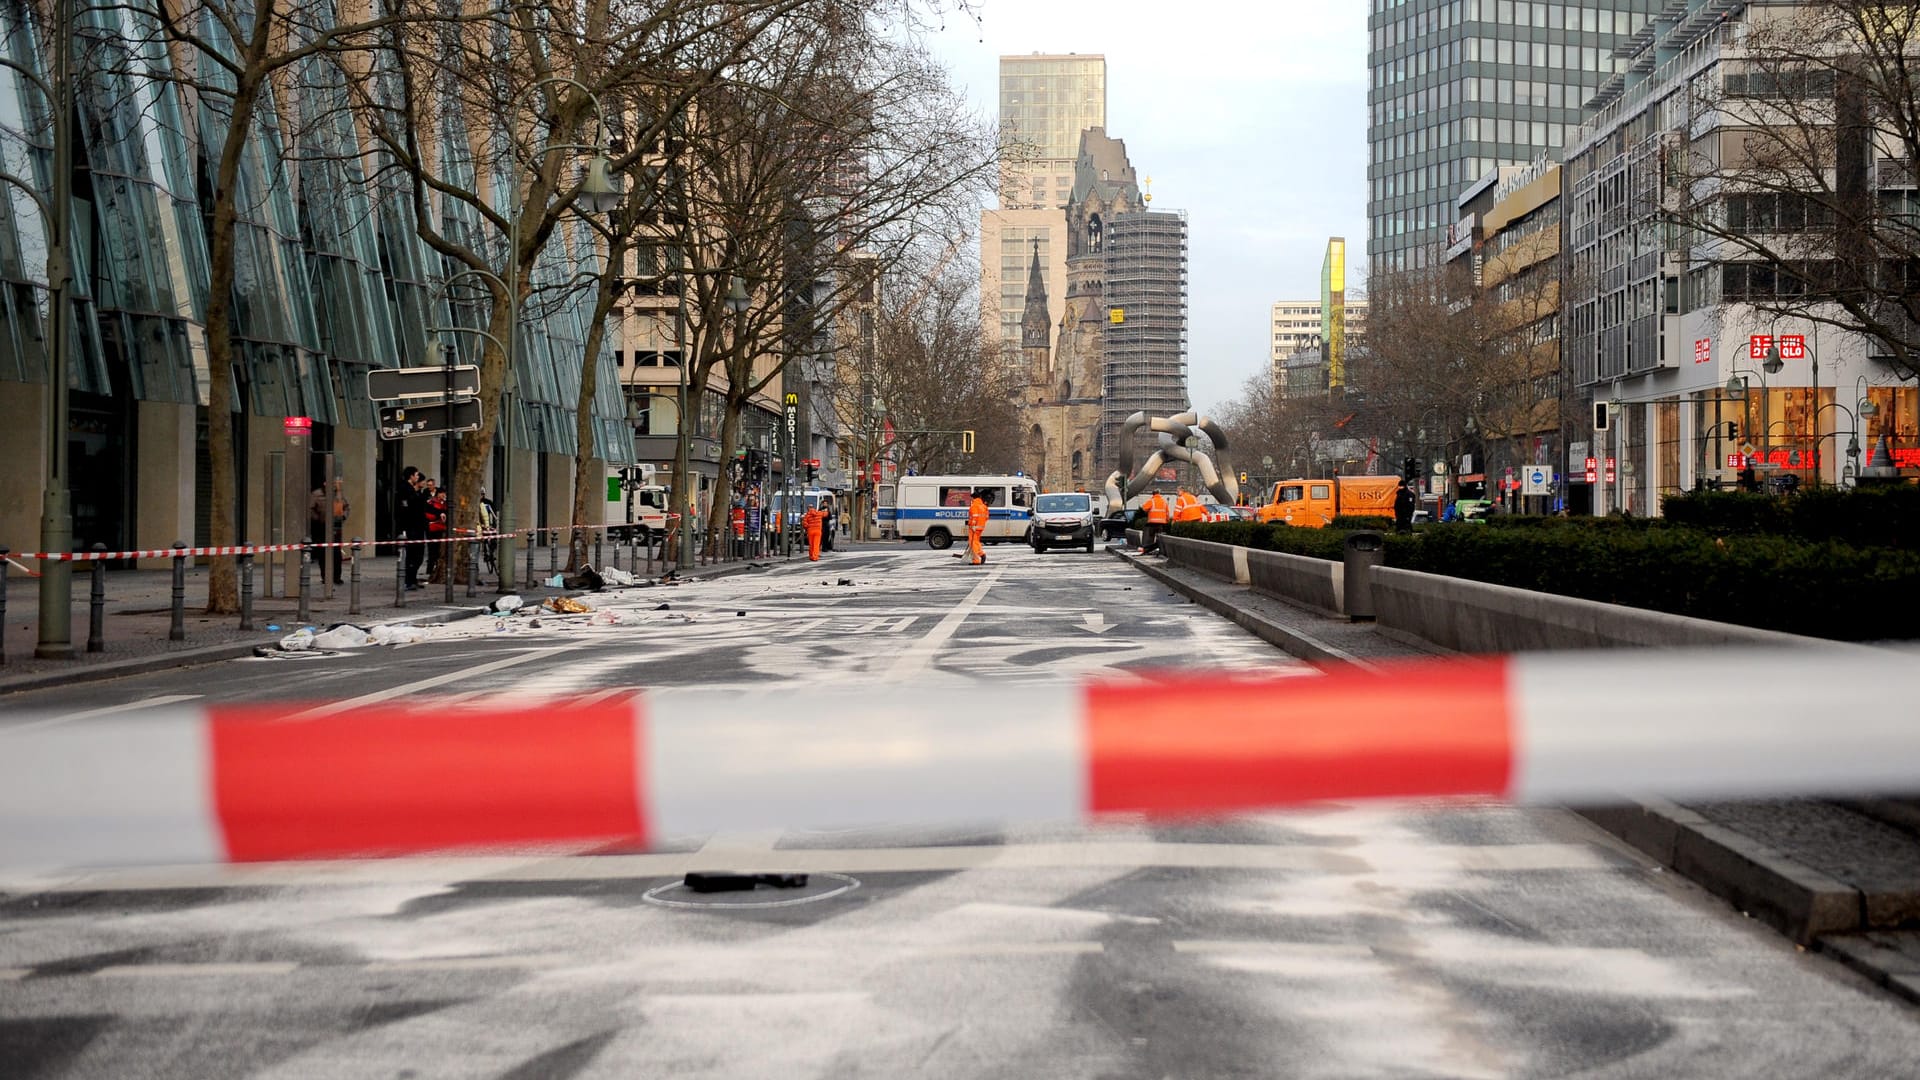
[890,475,1037,549]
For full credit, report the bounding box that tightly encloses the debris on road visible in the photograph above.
[490,594,524,614]
[277,627,316,651]
[310,625,376,649]
[543,596,594,615]
[683,872,808,893]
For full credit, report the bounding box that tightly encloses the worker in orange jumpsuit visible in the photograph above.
[1172,489,1204,523]
[803,505,825,561]
[966,494,989,565]
[1140,490,1170,552]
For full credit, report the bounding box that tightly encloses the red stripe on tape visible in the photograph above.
[208,702,648,861]
[1082,661,1514,816]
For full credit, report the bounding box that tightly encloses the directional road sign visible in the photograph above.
[369,365,480,401]
[377,398,483,440]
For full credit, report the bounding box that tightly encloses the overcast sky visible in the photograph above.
[920,2,1371,414]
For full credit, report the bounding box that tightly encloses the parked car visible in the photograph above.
[1030,492,1098,553]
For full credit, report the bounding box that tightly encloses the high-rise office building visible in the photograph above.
[998,53,1106,210]
[1271,301,1322,375]
[1365,0,1660,276]
[983,54,1106,365]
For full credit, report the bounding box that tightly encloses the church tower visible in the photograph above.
[1020,241,1051,391]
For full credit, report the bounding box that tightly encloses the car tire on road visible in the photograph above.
[926,528,952,550]
[1084,536,1095,553]
[1032,543,1045,554]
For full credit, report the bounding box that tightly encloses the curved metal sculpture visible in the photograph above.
[1103,410,1239,508]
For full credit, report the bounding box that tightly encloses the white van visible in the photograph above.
[892,475,1037,549]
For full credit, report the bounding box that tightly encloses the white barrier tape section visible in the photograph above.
[8,519,692,562]
[4,647,1912,869]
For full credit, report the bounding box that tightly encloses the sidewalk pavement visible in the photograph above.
[1117,545,1920,1007]
[0,544,780,696]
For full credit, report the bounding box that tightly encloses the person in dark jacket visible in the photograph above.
[1393,480,1416,533]
[397,466,427,590]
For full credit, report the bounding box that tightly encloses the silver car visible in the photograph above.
[1030,492,1098,553]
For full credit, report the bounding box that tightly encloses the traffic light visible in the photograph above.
[962,430,976,454]
[1724,421,1738,441]
[1403,456,1419,482]
[1593,401,1611,431]
[806,459,818,484]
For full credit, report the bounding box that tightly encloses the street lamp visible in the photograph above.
[0,3,77,656]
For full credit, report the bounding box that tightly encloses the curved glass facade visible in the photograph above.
[0,0,629,451]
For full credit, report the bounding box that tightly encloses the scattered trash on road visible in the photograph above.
[278,627,315,651]
[311,625,376,649]
[491,594,524,614]
[544,596,594,615]
[368,623,427,646]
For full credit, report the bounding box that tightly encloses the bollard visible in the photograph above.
[87,543,106,653]
[466,539,477,598]
[593,532,603,570]
[348,538,362,616]
[239,548,255,631]
[548,535,558,575]
[297,545,313,623]
[395,541,407,609]
[1342,530,1385,623]
[525,528,535,584]
[0,545,8,665]
[613,533,624,572]
[169,542,187,642]
[444,539,454,605]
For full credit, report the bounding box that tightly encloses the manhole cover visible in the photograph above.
[643,872,859,910]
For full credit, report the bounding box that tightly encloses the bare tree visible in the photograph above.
[1664,2,1920,377]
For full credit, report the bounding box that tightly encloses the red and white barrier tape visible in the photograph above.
[2,648,1914,868]
[8,517,690,562]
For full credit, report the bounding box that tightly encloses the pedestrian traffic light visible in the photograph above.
[1403,457,1419,482]
[1593,401,1610,431]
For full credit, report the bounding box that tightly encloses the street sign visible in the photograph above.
[368,365,480,401]
[377,398,483,440]
[1522,466,1552,495]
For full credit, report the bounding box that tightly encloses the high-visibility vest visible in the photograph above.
[967,499,989,530]
[1145,496,1169,525]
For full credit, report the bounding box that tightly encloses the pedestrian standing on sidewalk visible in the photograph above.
[425,483,449,582]
[309,478,351,585]
[397,466,427,590]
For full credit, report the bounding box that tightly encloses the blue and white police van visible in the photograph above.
[888,474,1037,549]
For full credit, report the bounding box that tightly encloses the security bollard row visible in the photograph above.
[297,546,313,624]
[395,544,407,609]
[349,539,362,616]
[0,545,9,666]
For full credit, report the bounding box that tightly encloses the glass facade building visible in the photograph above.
[1366,0,1661,275]
[0,1,630,554]
[998,54,1105,210]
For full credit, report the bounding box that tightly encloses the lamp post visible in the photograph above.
[1812,401,1860,487]
[0,3,77,656]
[468,76,618,588]
[683,275,751,566]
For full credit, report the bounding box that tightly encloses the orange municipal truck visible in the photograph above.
[1253,476,1400,528]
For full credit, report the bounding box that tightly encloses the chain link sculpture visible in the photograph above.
[1103,410,1239,508]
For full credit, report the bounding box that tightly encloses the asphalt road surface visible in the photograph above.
[3,542,1917,1078]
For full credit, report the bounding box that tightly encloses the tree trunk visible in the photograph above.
[568,260,621,572]
[704,399,741,558]
[201,74,267,616]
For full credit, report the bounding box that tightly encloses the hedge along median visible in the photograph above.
[1170,498,1920,643]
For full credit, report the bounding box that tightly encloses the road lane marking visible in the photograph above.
[96,962,299,977]
[0,694,204,735]
[0,968,28,980]
[882,566,1004,678]
[286,645,587,719]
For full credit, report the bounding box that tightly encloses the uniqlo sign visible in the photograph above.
[1694,338,1712,364]
[1584,456,1598,483]
[1750,333,1808,361]
[1727,453,1745,469]
[1605,456,1617,483]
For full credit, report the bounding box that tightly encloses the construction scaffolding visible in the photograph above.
[1101,209,1190,467]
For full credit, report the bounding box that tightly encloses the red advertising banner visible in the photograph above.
[1694,339,1712,364]
[1726,453,1744,469]
[1749,334,1771,360]
[1605,456,1617,483]
[1777,334,1807,361]
[1584,456,1598,483]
